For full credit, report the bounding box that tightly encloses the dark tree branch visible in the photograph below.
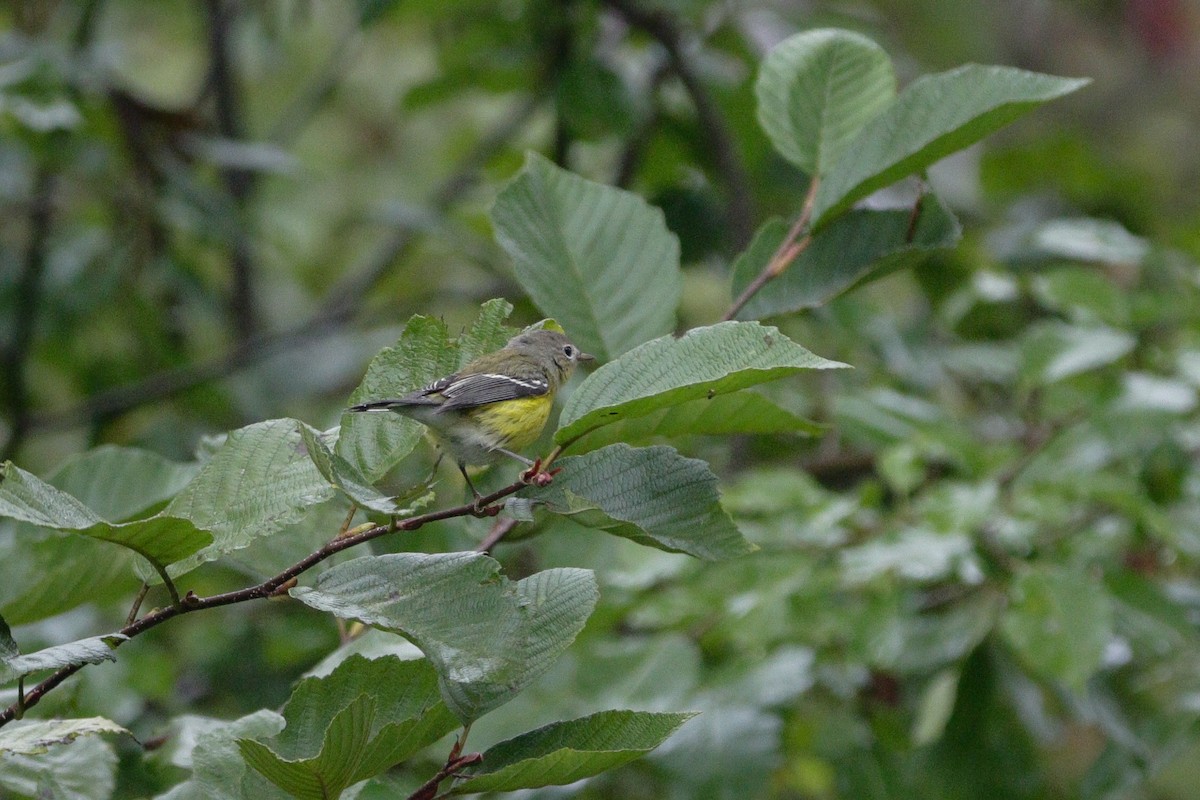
[604,0,755,247]
[2,169,55,461]
[204,0,259,340]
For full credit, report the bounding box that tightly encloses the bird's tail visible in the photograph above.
[347,399,407,412]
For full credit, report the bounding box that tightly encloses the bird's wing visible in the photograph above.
[346,373,462,411]
[434,371,550,411]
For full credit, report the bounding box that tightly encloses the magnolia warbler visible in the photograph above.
[348,327,593,498]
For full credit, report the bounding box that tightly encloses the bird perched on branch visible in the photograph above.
[348,325,593,500]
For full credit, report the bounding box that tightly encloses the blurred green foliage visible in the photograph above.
[2,0,1200,798]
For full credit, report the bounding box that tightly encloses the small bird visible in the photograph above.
[348,327,594,500]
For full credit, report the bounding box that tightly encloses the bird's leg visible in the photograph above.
[493,446,534,467]
[457,461,486,511]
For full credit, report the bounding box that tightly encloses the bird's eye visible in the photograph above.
[562,345,575,358]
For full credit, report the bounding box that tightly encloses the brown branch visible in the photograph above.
[604,0,755,247]
[475,518,519,554]
[204,0,258,340]
[721,177,819,321]
[408,752,482,800]
[0,466,546,727]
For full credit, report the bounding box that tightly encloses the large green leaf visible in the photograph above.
[0,718,129,756]
[47,446,198,522]
[237,655,457,799]
[1,613,126,684]
[491,152,681,361]
[337,299,515,481]
[522,444,754,560]
[812,65,1090,228]
[0,448,173,623]
[291,554,598,722]
[163,419,334,578]
[0,462,211,569]
[298,424,433,516]
[556,321,846,443]
[0,524,137,625]
[731,194,960,319]
[1001,566,1113,690]
[451,710,696,793]
[570,391,821,454]
[756,28,895,175]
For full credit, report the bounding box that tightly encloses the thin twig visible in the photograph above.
[604,0,755,247]
[124,584,150,626]
[475,518,519,554]
[267,22,361,145]
[722,177,820,321]
[407,753,483,800]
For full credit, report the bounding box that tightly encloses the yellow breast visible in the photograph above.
[468,394,555,451]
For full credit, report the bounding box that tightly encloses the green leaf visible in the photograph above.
[0,526,138,625]
[756,28,895,175]
[291,554,598,722]
[298,424,433,516]
[731,194,960,319]
[47,445,198,522]
[0,718,129,756]
[239,694,375,800]
[570,391,822,454]
[1001,566,1113,690]
[451,710,696,793]
[338,299,515,481]
[491,152,682,361]
[237,655,457,798]
[812,65,1090,228]
[556,321,846,443]
[522,444,754,560]
[0,730,117,800]
[163,419,335,578]
[0,461,212,569]
[1,625,127,684]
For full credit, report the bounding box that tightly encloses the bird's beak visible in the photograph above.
[578,352,596,363]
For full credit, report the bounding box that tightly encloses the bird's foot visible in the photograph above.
[521,459,561,487]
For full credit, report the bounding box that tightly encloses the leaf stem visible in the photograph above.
[152,562,183,611]
[722,177,820,321]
